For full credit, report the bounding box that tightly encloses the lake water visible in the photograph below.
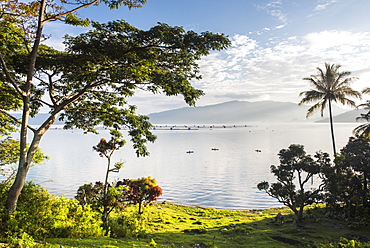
[26,122,358,210]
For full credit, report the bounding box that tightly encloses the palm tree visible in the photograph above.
[299,63,361,155]
[353,88,370,138]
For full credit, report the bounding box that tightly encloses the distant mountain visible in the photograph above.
[148,100,347,124]
[11,101,353,126]
[316,109,367,123]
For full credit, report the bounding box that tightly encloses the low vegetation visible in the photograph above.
[1,196,370,247]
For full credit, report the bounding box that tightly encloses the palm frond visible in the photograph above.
[362,87,370,94]
[357,100,370,109]
[353,123,370,139]
[337,97,357,108]
[298,90,325,105]
[356,111,370,122]
[303,77,322,91]
[335,77,358,92]
[306,101,325,118]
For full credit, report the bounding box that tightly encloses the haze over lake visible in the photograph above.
[27,122,358,210]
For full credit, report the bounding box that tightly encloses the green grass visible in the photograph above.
[36,203,370,247]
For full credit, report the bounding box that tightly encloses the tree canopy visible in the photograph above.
[258,144,330,224]
[0,0,230,211]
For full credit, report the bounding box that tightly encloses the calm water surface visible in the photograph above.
[27,122,358,210]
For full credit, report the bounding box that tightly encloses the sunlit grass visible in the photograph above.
[42,202,370,247]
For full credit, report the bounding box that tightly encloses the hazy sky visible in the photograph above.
[44,0,370,114]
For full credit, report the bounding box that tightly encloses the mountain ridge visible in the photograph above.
[148,100,350,124]
[11,100,360,125]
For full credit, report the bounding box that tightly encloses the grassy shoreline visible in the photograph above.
[36,202,370,248]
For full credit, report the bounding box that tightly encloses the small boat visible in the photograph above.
[211,148,219,151]
[186,150,194,154]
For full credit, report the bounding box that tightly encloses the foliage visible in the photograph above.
[6,232,36,248]
[109,210,151,238]
[75,130,128,234]
[340,137,370,206]
[319,238,370,248]
[75,181,128,233]
[93,130,126,232]
[75,131,162,234]
[354,88,370,139]
[119,177,163,214]
[257,144,330,224]
[299,63,361,154]
[0,0,230,211]
[0,181,104,239]
[0,82,21,136]
[322,136,370,216]
[75,182,125,210]
[75,177,162,236]
[321,158,360,214]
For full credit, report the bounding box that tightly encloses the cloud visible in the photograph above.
[195,30,370,107]
[41,20,370,114]
[256,0,288,25]
[314,0,338,11]
[250,0,288,35]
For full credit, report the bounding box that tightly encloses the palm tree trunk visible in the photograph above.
[328,101,337,155]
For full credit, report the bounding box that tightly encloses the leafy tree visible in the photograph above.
[257,144,330,224]
[299,63,361,155]
[119,177,162,214]
[353,88,370,139]
[76,130,159,233]
[75,181,127,235]
[321,137,370,217]
[339,136,370,206]
[321,157,361,216]
[92,129,125,232]
[0,0,230,212]
[0,0,145,212]
[92,129,125,195]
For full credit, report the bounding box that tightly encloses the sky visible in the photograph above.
[44,0,370,114]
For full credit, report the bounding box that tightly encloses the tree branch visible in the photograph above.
[0,109,37,133]
[43,0,100,24]
[0,53,25,96]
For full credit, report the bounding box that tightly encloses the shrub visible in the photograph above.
[318,237,370,247]
[119,176,163,214]
[49,198,104,238]
[1,181,104,239]
[7,232,36,248]
[109,211,150,238]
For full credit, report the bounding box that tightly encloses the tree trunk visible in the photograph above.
[328,101,337,155]
[292,208,301,225]
[6,159,29,211]
[138,201,143,214]
[102,206,110,235]
[6,128,48,211]
[5,0,47,212]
